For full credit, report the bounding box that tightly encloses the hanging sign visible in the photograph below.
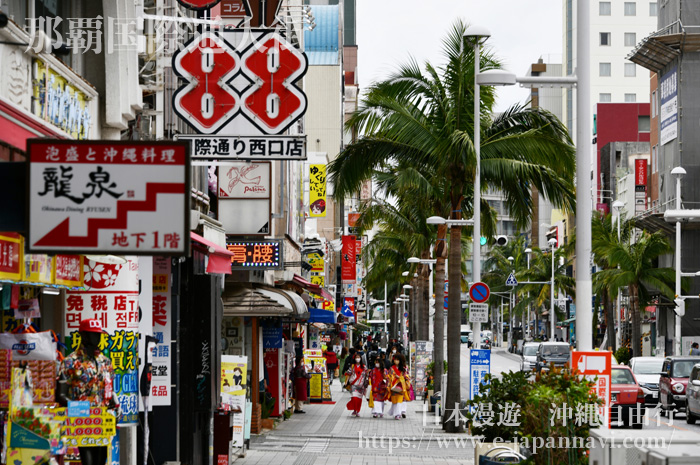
[0,233,23,281]
[309,164,327,217]
[53,255,84,287]
[218,162,270,198]
[226,240,282,270]
[181,135,306,161]
[27,140,189,255]
[341,236,356,283]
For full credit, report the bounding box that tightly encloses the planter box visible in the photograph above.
[261,418,275,430]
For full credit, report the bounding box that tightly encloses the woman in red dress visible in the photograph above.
[368,359,388,418]
[344,354,367,416]
[293,356,311,413]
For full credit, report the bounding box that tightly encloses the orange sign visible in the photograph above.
[573,351,611,427]
[227,241,282,270]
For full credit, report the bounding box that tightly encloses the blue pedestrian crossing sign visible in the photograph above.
[505,273,518,286]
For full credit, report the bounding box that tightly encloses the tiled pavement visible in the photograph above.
[234,381,479,465]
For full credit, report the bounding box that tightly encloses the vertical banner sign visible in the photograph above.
[53,255,84,287]
[308,164,327,217]
[635,159,648,213]
[220,355,247,448]
[341,236,356,283]
[573,351,611,426]
[151,257,172,406]
[137,257,153,412]
[343,297,356,322]
[413,341,433,396]
[469,349,491,400]
[659,67,678,146]
[64,257,140,424]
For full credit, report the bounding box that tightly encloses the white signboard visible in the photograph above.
[218,162,270,198]
[181,135,306,161]
[28,140,188,255]
[659,67,678,146]
[218,198,270,236]
[469,303,489,323]
[138,257,153,412]
[151,256,172,406]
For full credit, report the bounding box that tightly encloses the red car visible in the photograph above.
[659,356,700,416]
[610,365,645,429]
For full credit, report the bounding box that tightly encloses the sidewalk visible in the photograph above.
[237,380,479,465]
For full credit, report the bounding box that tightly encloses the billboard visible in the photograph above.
[659,67,678,146]
[27,140,189,255]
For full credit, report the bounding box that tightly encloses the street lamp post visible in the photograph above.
[672,167,685,356]
[549,238,558,340]
[612,200,624,348]
[408,256,437,342]
[507,256,514,348]
[525,247,532,340]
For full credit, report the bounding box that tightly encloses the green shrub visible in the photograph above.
[614,346,631,366]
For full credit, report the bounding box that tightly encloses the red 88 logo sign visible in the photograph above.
[173,31,308,135]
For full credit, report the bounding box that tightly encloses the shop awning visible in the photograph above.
[256,286,309,320]
[308,308,337,324]
[222,286,291,317]
[191,232,234,274]
[292,274,334,301]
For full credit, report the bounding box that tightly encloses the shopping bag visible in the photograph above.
[368,391,374,409]
[0,332,57,361]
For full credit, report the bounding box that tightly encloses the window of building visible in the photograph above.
[625,93,637,102]
[652,90,657,117]
[639,115,651,132]
[600,62,612,76]
[600,32,611,46]
[599,1,612,15]
[650,2,658,16]
[624,32,637,47]
[624,2,637,15]
[624,63,637,77]
[600,93,612,102]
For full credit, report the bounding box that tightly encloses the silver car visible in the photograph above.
[520,342,539,372]
[629,356,664,405]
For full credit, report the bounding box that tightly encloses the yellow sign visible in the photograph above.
[0,233,23,281]
[310,275,324,287]
[52,255,84,288]
[309,373,323,400]
[309,164,327,217]
[60,407,117,447]
[322,300,335,312]
[33,60,92,139]
[221,356,247,397]
[24,255,54,284]
[307,253,324,272]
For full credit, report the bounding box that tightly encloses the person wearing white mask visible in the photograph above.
[368,359,388,418]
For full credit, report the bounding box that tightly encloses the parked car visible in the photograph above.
[535,342,571,373]
[685,363,700,424]
[520,342,539,372]
[658,356,700,416]
[629,356,664,405]
[610,365,645,429]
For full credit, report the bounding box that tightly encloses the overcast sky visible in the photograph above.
[356,0,563,113]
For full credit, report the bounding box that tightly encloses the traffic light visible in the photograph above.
[495,235,508,246]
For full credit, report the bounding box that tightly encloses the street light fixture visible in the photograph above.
[666,166,686,355]
[525,248,532,339]
[426,216,474,227]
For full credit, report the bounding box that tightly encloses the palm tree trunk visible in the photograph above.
[603,288,617,352]
[631,285,642,357]
[444,224,463,432]
[434,257,446,392]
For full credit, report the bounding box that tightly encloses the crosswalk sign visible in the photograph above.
[506,273,518,286]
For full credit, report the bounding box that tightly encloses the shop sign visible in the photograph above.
[218,199,270,236]
[262,324,282,349]
[341,236,356,283]
[27,140,189,255]
[322,299,334,312]
[226,240,282,270]
[181,135,306,161]
[660,67,678,146]
[64,257,141,425]
[309,164,327,217]
[150,257,172,406]
[33,60,92,140]
[307,253,324,273]
[0,233,23,281]
[220,355,247,447]
[172,30,307,135]
[53,255,84,287]
[60,406,117,447]
[218,162,270,198]
[310,274,324,287]
[24,255,53,284]
[137,257,153,412]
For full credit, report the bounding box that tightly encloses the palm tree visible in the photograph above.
[328,21,576,432]
[594,231,675,357]
[591,212,634,352]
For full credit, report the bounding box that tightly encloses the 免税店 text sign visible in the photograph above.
[27,140,189,255]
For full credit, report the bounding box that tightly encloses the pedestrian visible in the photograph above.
[342,348,356,376]
[293,356,311,413]
[691,342,700,355]
[387,353,410,420]
[338,347,349,384]
[355,342,367,366]
[345,353,367,416]
[368,357,388,418]
[324,346,339,383]
[385,345,398,369]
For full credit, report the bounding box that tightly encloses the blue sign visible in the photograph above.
[262,325,283,349]
[67,401,91,417]
[469,349,491,400]
[659,67,678,145]
[505,273,518,286]
[469,282,490,303]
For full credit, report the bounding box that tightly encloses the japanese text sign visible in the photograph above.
[182,135,306,160]
[0,233,23,281]
[635,159,647,186]
[660,67,678,146]
[172,30,307,135]
[573,351,611,427]
[469,349,490,400]
[227,241,282,270]
[151,257,171,406]
[341,236,356,283]
[28,140,189,255]
[309,164,327,217]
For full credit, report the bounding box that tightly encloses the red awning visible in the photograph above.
[292,274,334,301]
[0,100,62,150]
[190,232,234,275]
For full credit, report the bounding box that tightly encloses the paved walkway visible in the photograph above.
[236,380,480,465]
